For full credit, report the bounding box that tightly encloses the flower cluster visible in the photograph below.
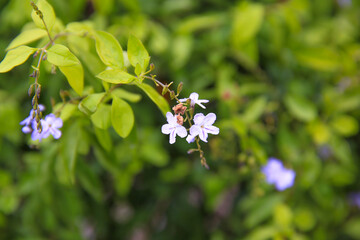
[161,91,219,168]
[20,105,63,141]
[161,92,219,144]
[261,158,296,191]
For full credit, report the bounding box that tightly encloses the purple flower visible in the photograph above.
[349,193,360,208]
[161,112,187,144]
[31,119,49,141]
[262,158,295,191]
[179,92,209,109]
[42,114,63,139]
[20,105,45,133]
[187,113,219,143]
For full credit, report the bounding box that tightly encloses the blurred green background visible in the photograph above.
[0,0,360,239]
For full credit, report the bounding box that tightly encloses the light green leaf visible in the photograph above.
[91,104,111,129]
[65,22,95,36]
[294,47,339,71]
[95,31,124,68]
[78,93,106,115]
[135,83,169,116]
[111,88,141,102]
[127,35,150,73]
[0,46,36,73]
[60,121,80,184]
[58,64,84,95]
[273,204,293,227]
[111,96,134,138]
[47,44,79,66]
[242,97,267,123]
[344,218,360,239]
[94,127,112,152]
[31,0,56,31]
[330,115,359,137]
[96,69,135,84]
[284,95,317,122]
[77,160,103,202]
[231,2,264,46]
[6,28,48,51]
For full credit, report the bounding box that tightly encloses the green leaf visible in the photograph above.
[31,0,56,31]
[94,127,112,152]
[284,95,317,122]
[242,97,267,123]
[330,115,359,137]
[95,31,124,68]
[0,46,36,73]
[47,44,80,66]
[6,28,48,51]
[294,47,339,71]
[78,93,106,115]
[344,218,360,239]
[111,88,141,102]
[58,64,84,95]
[231,2,264,46]
[59,121,80,184]
[96,69,135,84]
[127,35,150,73]
[91,104,111,129]
[111,96,134,138]
[77,160,103,202]
[135,83,169,116]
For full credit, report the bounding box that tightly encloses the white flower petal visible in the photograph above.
[176,125,188,138]
[189,92,199,101]
[189,125,201,136]
[203,113,216,125]
[162,124,173,134]
[198,129,208,142]
[186,135,195,143]
[193,113,205,125]
[169,130,176,144]
[204,126,219,135]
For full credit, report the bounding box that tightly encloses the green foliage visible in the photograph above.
[0,0,360,239]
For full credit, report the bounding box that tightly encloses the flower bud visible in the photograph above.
[162,86,168,95]
[170,91,176,100]
[176,115,184,125]
[177,82,183,95]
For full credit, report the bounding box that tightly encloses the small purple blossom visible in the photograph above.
[20,105,63,141]
[31,119,49,141]
[262,158,295,191]
[179,92,209,109]
[349,193,360,208]
[187,113,219,143]
[161,112,187,144]
[20,104,45,133]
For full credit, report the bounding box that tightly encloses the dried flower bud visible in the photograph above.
[187,149,197,154]
[36,85,41,98]
[201,158,210,170]
[176,115,184,125]
[28,85,34,96]
[172,103,187,115]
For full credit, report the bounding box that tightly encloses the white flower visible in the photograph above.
[161,112,187,144]
[179,92,209,109]
[187,113,219,143]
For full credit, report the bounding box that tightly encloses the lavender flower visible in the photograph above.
[187,113,219,143]
[20,105,45,133]
[262,158,295,191]
[21,106,63,141]
[161,112,187,144]
[179,92,209,109]
[349,193,360,208]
